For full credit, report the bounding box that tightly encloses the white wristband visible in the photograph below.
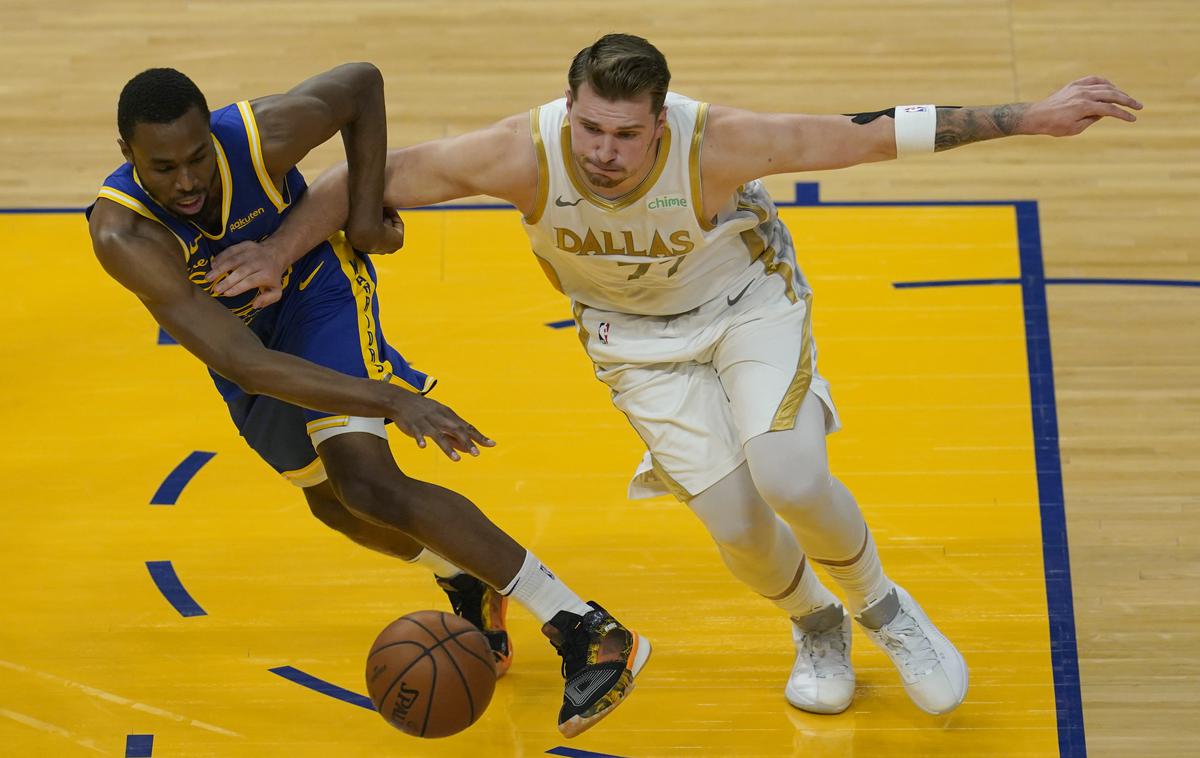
[894,104,936,156]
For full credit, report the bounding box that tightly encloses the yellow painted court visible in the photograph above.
[0,196,1069,756]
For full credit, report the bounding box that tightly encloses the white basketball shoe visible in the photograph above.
[785,603,856,714]
[855,585,968,714]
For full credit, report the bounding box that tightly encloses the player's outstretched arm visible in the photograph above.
[250,62,400,255]
[701,76,1142,201]
[90,202,493,461]
[209,113,538,303]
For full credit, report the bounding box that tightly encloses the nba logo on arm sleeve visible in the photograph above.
[598,322,611,344]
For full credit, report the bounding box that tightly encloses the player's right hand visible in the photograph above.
[389,391,495,461]
[207,239,288,308]
[347,207,405,255]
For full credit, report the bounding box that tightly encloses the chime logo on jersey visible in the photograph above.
[646,193,687,211]
[598,322,611,344]
[554,226,694,257]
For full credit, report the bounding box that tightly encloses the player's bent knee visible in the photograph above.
[753,465,832,515]
[327,470,419,531]
[705,507,776,556]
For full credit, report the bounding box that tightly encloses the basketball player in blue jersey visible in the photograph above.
[220,35,1142,719]
[87,65,651,739]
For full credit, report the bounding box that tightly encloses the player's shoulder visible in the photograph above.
[88,197,178,257]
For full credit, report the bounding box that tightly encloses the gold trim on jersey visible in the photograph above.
[330,233,394,383]
[236,100,288,213]
[650,455,694,502]
[306,416,350,435]
[769,291,814,432]
[571,301,591,349]
[532,251,565,293]
[95,187,191,257]
[196,135,234,240]
[560,118,673,212]
[737,204,797,305]
[688,103,716,231]
[281,456,326,487]
[526,107,550,224]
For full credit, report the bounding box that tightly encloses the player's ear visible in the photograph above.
[653,105,667,138]
[118,138,133,165]
[565,88,573,111]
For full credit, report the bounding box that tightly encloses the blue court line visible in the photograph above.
[150,451,216,505]
[267,665,632,758]
[0,207,82,214]
[546,319,575,329]
[157,327,178,345]
[15,185,1089,753]
[1014,202,1086,758]
[124,734,153,757]
[145,561,207,617]
[895,277,1200,289]
[801,184,1084,757]
[546,747,631,758]
[268,666,375,710]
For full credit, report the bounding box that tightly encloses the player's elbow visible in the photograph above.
[344,61,383,92]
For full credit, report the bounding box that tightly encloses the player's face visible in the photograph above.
[566,83,666,193]
[120,106,219,219]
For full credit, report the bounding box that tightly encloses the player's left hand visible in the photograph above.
[1023,76,1143,137]
[347,207,405,255]
[207,239,288,308]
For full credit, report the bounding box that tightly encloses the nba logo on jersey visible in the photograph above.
[598,322,611,344]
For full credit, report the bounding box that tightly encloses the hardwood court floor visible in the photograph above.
[1,1,1198,756]
[4,201,1063,756]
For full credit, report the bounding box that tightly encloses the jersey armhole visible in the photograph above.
[688,102,716,231]
[524,106,550,225]
[236,100,288,212]
[94,188,191,258]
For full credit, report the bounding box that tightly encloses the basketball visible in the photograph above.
[365,610,498,738]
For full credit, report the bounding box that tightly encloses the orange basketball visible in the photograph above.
[365,610,497,738]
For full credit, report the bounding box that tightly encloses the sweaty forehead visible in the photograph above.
[572,84,656,129]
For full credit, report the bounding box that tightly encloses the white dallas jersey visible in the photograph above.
[522,92,807,316]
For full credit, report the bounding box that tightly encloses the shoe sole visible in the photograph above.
[785,692,853,715]
[558,632,653,738]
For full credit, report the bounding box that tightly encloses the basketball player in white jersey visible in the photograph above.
[211,34,1141,716]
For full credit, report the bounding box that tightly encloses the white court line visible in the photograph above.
[0,658,242,738]
[0,707,109,755]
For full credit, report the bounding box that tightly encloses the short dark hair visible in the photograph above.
[568,34,671,114]
[117,68,209,142]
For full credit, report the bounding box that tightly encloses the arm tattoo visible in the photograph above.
[935,104,1029,151]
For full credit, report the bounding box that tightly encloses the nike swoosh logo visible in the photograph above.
[726,282,752,306]
[298,261,324,291]
[555,196,583,207]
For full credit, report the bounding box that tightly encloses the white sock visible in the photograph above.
[815,529,894,614]
[771,557,841,619]
[405,548,463,579]
[499,550,592,624]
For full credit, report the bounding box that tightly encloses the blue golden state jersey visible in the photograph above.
[86,101,307,329]
[86,101,434,483]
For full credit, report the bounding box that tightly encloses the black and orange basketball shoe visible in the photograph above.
[436,573,514,677]
[542,601,652,738]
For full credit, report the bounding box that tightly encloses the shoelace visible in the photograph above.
[439,577,483,626]
[804,628,851,678]
[874,612,938,676]
[553,618,590,679]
